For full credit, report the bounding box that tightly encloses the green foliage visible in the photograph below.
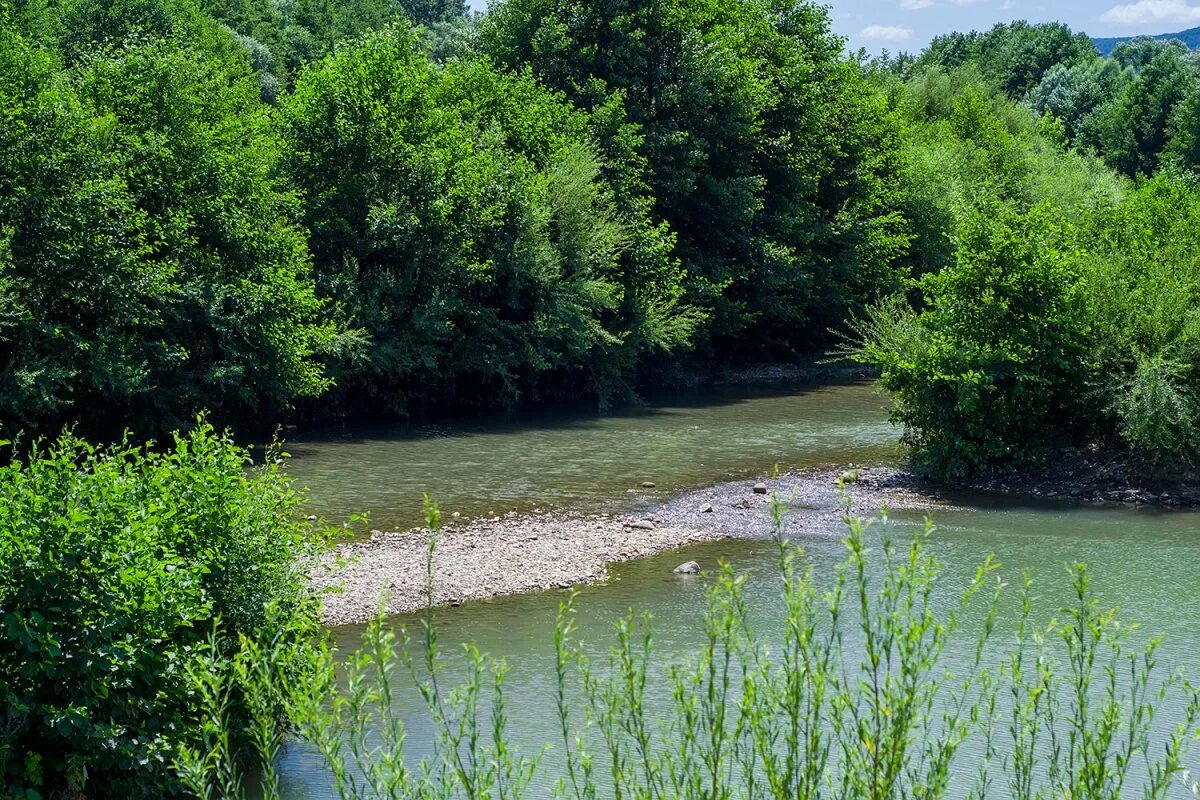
[1,0,916,432]
[1079,43,1199,177]
[936,26,1200,180]
[201,0,468,90]
[283,26,693,413]
[1028,57,1126,140]
[0,21,335,435]
[179,504,1200,799]
[1165,86,1200,171]
[480,0,909,357]
[859,36,1200,474]
[851,204,1092,477]
[0,423,325,798]
[915,21,1097,98]
[1080,173,1200,467]
[891,66,1120,280]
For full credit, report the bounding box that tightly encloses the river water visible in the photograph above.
[279,381,1200,798]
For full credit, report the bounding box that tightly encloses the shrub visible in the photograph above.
[0,423,324,799]
[1114,354,1200,468]
[1080,173,1200,468]
[850,203,1093,478]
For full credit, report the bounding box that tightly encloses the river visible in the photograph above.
[279,381,1200,798]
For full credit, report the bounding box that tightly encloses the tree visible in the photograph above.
[0,20,333,434]
[479,0,908,356]
[918,21,1096,99]
[1080,42,1199,177]
[1029,57,1126,141]
[1167,87,1200,172]
[282,26,691,413]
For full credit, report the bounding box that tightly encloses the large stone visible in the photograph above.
[641,481,657,488]
[674,560,701,575]
[700,503,714,513]
[752,483,768,494]
[838,468,863,484]
[630,519,656,530]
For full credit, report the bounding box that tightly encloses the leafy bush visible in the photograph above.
[1081,173,1200,468]
[850,204,1092,478]
[1114,354,1199,468]
[182,499,1200,799]
[0,423,324,799]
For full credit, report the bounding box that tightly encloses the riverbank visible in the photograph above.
[313,466,954,625]
[956,448,1200,507]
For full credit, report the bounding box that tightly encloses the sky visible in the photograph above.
[828,0,1200,52]
[463,0,1200,54]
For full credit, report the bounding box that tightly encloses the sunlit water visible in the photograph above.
[278,382,1200,798]
[284,381,900,532]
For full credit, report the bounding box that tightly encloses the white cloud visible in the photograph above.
[1100,0,1200,25]
[859,24,914,40]
[900,0,934,9]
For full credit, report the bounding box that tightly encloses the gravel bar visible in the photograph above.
[313,466,954,626]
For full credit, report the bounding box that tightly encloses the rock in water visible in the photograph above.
[674,560,701,575]
[752,483,768,494]
[630,519,656,530]
[641,481,656,488]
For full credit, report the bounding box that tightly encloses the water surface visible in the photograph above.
[286,381,898,531]
[278,382,1200,798]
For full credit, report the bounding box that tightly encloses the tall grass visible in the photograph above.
[180,492,1200,799]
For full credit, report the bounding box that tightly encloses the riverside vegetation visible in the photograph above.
[8,0,1200,796]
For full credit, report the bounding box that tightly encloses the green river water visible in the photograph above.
[279,381,1200,798]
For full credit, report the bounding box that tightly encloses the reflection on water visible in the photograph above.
[277,383,1200,798]
[284,381,899,531]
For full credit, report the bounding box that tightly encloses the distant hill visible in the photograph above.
[1092,26,1200,55]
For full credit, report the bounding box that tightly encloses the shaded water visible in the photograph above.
[279,382,1200,798]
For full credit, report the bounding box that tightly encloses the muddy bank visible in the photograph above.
[313,466,951,625]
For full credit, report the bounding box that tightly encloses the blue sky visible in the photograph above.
[829,0,1200,52]
[465,1,1200,53]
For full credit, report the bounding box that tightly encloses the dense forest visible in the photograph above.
[9,0,1200,796]
[0,0,904,436]
[4,0,1200,464]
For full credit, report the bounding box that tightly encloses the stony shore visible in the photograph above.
[958,449,1200,507]
[313,466,955,625]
